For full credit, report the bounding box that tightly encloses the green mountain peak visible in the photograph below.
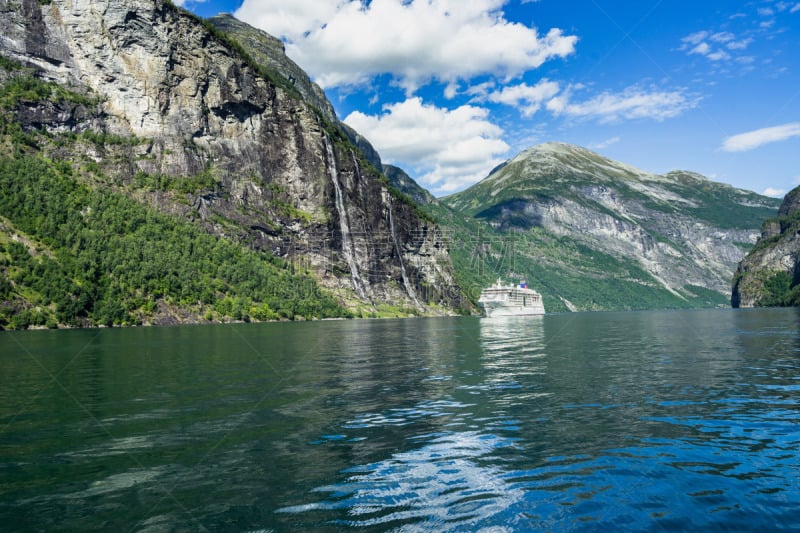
[432,142,780,312]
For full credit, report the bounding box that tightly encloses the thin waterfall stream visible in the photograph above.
[388,198,421,308]
[323,135,367,299]
[351,150,367,205]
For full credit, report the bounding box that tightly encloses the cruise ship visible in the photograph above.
[478,278,545,317]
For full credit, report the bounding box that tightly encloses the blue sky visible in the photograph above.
[177,0,800,197]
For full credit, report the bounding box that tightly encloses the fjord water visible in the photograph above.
[1,309,799,531]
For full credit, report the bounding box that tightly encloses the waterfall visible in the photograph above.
[324,136,367,299]
[351,150,367,205]
[388,198,421,308]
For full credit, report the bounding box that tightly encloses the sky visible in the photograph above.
[176,0,800,198]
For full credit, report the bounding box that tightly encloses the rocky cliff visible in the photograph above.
[442,142,780,310]
[731,186,800,307]
[204,15,387,172]
[205,14,338,125]
[0,0,461,317]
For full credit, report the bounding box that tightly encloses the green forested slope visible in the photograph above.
[0,62,346,329]
[0,155,345,329]
[426,202,726,313]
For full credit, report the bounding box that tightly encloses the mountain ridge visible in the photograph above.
[437,141,779,311]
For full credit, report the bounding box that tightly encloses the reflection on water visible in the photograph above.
[282,425,524,529]
[2,310,800,531]
[478,316,547,399]
[276,317,547,531]
[276,310,800,531]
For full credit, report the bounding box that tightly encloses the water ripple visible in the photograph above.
[4,311,800,531]
[343,400,473,430]
[279,431,524,531]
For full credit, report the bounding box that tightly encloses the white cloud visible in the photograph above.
[726,37,753,50]
[689,42,711,56]
[443,82,460,100]
[706,49,732,61]
[685,39,732,61]
[546,85,699,123]
[235,0,578,91]
[464,81,497,100]
[679,29,752,63]
[344,98,510,195]
[722,122,800,152]
[792,3,800,13]
[709,31,735,43]
[590,136,621,149]
[762,187,786,197]
[234,0,340,43]
[682,31,709,45]
[486,79,561,117]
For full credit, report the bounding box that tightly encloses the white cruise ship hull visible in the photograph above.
[479,300,545,317]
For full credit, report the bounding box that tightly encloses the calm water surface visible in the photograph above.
[1,308,799,531]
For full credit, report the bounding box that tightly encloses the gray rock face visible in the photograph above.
[205,13,338,125]
[205,15,389,174]
[0,0,460,312]
[778,188,800,217]
[341,123,383,171]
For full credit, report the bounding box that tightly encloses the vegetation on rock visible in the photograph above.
[0,3,781,328]
[0,0,462,328]
[731,186,800,308]
[0,58,346,329]
[0,150,346,329]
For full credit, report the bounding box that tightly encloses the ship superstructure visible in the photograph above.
[478,279,545,317]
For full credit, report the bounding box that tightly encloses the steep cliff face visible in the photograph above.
[732,186,800,308]
[204,15,386,172]
[0,0,460,314]
[205,14,338,125]
[443,143,779,308]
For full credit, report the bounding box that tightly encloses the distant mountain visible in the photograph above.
[383,164,438,207]
[439,142,780,311]
[732,186,800,307]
